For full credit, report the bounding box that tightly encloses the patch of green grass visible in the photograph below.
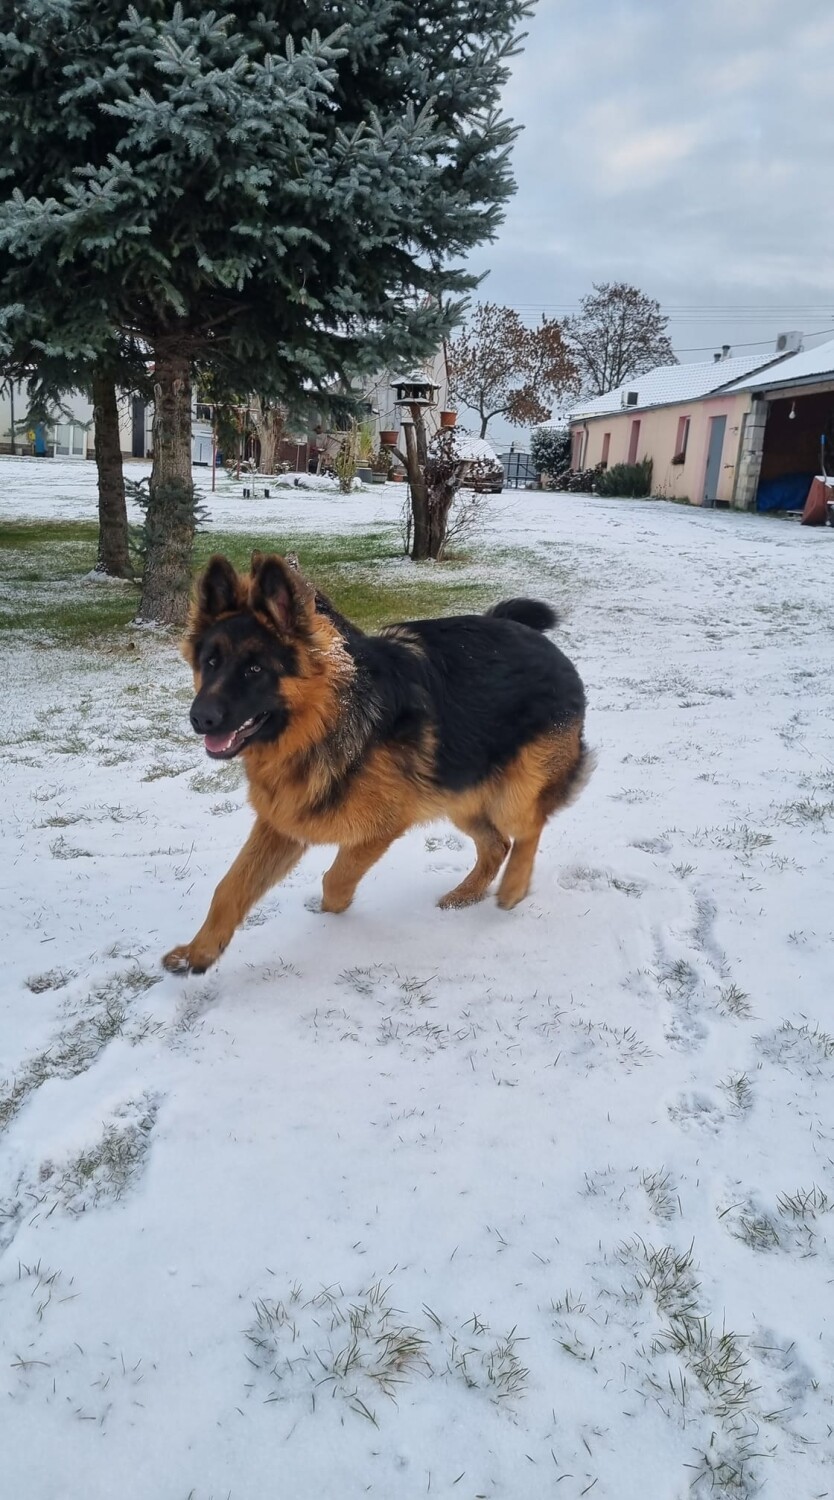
[0,518,490,644]
[0,585,141,644]
[0,519,100,577]
[718,1072,754,1116]
[776,1184,831,1219]
[41,1097,158,1208]
[0,966,160,1133]
[0,519,139,643]
[776,797,834,827]
[193,526,400,572]
[196,525,489,629]
[618,1237,701,1319]
[641,1168,680,1222]
[716,983,752,1020]
[142,761,188,783]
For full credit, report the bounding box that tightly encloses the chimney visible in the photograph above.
[713,352,722,363]
[722,344,731,358]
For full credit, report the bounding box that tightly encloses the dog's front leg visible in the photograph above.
[163,820,305,975]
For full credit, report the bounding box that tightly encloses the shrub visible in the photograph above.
[531,425,572,479]
[550,464,603,493]
[596,458,653,497]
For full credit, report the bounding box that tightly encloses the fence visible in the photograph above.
[499,449,537,488]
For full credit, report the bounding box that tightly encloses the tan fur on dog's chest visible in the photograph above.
[245,731,441,848]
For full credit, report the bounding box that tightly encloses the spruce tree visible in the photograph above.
[18,347,149,578]
[0,1,534,623]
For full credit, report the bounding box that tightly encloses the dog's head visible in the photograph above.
[184,552,343,760]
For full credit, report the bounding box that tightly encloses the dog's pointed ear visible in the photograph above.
[198,556,240,619]
[249,549,265,574]
[250,553,315,635]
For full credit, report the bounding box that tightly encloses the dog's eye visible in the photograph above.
[245,663,262,677]
[205,655,218,670]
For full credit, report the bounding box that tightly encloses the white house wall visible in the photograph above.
[0,381,94,458]
[363,346,450,443]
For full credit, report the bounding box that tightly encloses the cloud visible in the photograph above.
[470,0,834,345]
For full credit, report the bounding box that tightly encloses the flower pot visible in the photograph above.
[379,429,399,448]
[356,466,375,483]
[439,410,457,429]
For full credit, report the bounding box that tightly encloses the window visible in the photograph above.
[627,419,641,466]
[195,403,214,423]
[673,415,690,464]
[601,432,611,468]
[53,423,86,458]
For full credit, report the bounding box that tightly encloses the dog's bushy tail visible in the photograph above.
[487,598,558,632]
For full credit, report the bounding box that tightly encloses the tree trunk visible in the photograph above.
[139,345,195,625]
[410,474,458,561]
[405,410,460,561]
[429,480,456,559]
[251,396,283,475]
[403,419,431,560]
[410,474,431,560]
[92,368,132,578]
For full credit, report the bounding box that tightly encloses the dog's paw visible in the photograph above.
[162,943,217,976]
[437,886,488,910]
[495,886,527,910]
[319,891,351,914]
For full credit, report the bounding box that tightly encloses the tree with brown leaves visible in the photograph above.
[446,304,577,437]
[564,282,676,396]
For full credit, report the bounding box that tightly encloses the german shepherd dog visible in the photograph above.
[162,553,591,975]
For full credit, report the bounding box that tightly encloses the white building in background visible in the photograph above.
[0,382,97,459]
[362,344,451,442]
[0,342,453,469]
[0,381,203,465]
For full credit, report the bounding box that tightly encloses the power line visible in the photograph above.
[493,303,834,352]
[504,305,834,325]
[674,326,834,353]
[506,304,834,312]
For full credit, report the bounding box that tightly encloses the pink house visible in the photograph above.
[563,350,793,507]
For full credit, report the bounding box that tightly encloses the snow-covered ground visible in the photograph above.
[2,456,834,1499]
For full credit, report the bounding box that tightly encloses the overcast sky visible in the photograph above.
[466,0,834,446]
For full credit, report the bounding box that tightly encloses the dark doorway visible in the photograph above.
[757,390,834,510]
[131,398,146,458]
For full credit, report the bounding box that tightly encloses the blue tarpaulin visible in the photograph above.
[756,473,814,511]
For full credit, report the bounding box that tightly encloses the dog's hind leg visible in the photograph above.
[321,834,399,913]
[496,819,545,909]
[495,726,591,910]
[438,816,511,909]
[163,820,305,974]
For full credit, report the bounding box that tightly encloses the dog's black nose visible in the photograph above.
[190,700,224,734]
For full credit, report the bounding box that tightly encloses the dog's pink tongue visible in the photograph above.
[205,730,236,755]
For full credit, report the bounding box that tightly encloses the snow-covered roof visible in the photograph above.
[722,337,834,393]
[564,353,786,421]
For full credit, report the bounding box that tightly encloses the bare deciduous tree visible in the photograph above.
[564,282,676,396]
[249,395,285,475]
[446,303,577,437]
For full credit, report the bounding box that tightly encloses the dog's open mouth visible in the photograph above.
[204,713,269,759]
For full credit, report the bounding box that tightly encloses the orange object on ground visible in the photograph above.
[801,477,831,526]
